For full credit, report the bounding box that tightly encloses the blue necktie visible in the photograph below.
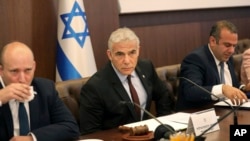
[18,102,29,135]
[219,62,225,84]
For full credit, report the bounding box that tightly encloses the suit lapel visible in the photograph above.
[135,66,150,97]
[29,87,40,130]
[205,46,221,83]
[106,63,139,120]
[135,66,152,119]
[111,75,139,120]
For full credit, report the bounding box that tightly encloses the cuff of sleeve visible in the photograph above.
[29,132,37,141]
[211,84,224,100]
[239,84,246,92]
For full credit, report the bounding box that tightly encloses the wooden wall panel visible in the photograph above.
[31,0,57,79]
[0,0,32,47]
[0,0,250,81]
[0,0,57,80]
[120,7,250,67]
[83,0,120,69]
[131,23,201,67]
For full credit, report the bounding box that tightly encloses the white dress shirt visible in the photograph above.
[208,44,232,100]
[111,64,147,120]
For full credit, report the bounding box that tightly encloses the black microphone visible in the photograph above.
[177,76,238,125]
[120,101,175,140]
[172,76,240,140]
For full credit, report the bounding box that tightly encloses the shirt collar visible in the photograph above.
[111,63,136,83]
[208,44,221,66]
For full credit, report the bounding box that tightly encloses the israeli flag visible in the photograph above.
[56,0,97,81]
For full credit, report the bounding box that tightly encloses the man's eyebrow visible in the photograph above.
[223,42,237,47]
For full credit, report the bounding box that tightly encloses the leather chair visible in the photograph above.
[55,77,90,125]
[232,53,243,82]
[235,38,250,54]
[155,64,181,111]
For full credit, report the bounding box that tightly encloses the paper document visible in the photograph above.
[214,99,250,109]
[123,112,190,131]
[162,112,190,124]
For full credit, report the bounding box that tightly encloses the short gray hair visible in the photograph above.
[108,27,140,50]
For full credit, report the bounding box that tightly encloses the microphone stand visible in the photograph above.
[132,102,175,133]
[177,77,243,140]
[195,103,243,141]
[121,101,175,140]
[179,77,238,125]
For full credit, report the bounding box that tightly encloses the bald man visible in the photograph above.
[0,42,80,141]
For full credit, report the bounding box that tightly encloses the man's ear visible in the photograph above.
[33,61,36,72]
[106,49,112,60]
[209,36,217,46]
[137,46,140,54]
[0,65,3,75]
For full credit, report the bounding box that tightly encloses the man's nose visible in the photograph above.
[123,54,131,63]
[228,46,235,53]
[18,72,26,83]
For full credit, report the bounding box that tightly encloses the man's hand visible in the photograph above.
[222,84,248,105]
[0,83,31,104]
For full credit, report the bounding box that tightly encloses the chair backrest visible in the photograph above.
[55,77,90,124]
[232,53,243,82]
[155,64,181,111]
[235,38,250,54]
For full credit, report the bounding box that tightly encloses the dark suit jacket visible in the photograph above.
[176,45,240,111]
[0,77,80,141]
[80,59,173,135]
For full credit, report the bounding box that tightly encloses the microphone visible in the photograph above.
[120,101,175,140]
[177,76,238,125]
[172,76,240,140]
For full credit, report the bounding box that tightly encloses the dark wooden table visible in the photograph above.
[79,106,250,141]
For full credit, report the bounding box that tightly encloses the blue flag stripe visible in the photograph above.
[56,41,82,80]
[56,0,96,81]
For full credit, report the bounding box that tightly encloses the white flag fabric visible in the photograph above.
[56,0,97,81]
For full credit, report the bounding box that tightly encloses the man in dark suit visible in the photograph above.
[176,20,248,111]
[0,41,80,141]
[80,27,174,135]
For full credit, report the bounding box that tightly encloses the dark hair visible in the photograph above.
[209,20,238,43]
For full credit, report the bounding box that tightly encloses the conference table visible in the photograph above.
[79,105,250,141]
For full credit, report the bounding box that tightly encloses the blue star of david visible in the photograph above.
[60,1,89,47]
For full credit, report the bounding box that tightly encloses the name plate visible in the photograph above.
[186,108,220,136]
[230,125,250,140]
